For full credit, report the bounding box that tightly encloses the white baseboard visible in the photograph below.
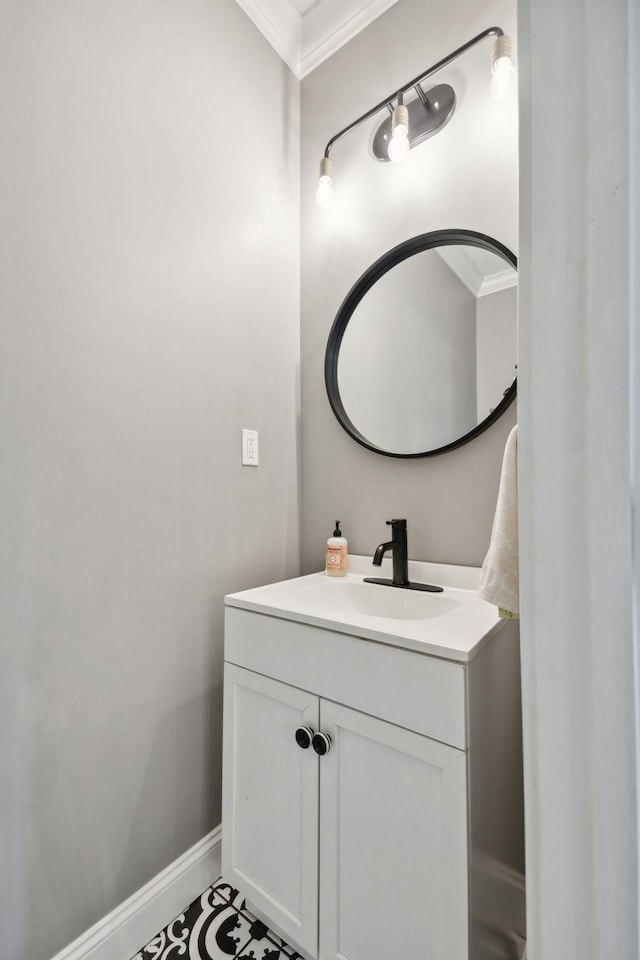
[50,825,222,960]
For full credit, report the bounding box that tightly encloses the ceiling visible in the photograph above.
[232,0,401,78]
[437,247,518,298]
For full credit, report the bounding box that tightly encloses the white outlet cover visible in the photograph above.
[242,429,259,466]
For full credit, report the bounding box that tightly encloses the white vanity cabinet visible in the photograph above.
[316,696,468,960]
[222,571,525,960]
[222,665,320,956]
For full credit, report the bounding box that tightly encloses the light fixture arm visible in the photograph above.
[321,25,504,159]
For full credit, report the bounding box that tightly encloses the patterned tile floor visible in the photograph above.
[131,878,303,960]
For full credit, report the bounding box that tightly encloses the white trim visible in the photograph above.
[519,0,638,955]
[436,246,484,296]
[233,0,301,75]
[49,826,222,960]
[477,269,517,297]
[231,0,402,78]
[630,0,640,944]
[300,0,401,78]
[436,247,517,298]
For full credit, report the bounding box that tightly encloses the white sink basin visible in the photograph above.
[225,556,502,662]
[295,579,458,621]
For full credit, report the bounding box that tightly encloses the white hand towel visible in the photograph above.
[478,425,519,615]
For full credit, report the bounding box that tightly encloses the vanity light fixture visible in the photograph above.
[316,26,516,207]
[490,34,517,101]
[388,94,410,163]
[316,156,334,209]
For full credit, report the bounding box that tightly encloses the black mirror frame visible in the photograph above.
[324,229,517,459]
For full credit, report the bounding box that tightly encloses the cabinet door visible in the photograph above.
[318,700,468,960]
[222,664,319,956]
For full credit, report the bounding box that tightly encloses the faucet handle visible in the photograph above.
[386,518,407,529]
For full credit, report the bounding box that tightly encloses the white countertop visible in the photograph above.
[225,556,503,662]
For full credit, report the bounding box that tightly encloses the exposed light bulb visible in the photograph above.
[388,103,409,163]
[491,35,517,101]
[316,178,333,209]
[491,56,517,100]
[316,156,333,209]
[388,129,409,162]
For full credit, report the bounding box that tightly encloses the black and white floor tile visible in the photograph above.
[131,878,304,960]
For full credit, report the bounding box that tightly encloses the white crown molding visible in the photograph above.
[477,268,518,297]
[436,247,517,298]
[233,0,302,75]
[232,0,401,79]
[300,0,401,78]
[436,247,485,297]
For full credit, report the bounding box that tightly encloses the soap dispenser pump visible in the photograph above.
[326,521,348,577]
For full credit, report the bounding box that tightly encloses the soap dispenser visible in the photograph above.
[326,521,348,577]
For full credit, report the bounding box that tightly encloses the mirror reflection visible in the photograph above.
[326,233,517,457]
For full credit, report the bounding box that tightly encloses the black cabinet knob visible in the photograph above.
[295,726,314,749]
[312,731,332,756]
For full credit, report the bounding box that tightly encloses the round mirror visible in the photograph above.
[325,230,517,458]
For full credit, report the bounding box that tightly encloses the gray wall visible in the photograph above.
[338,252,477,454]
[300,0,518,571]
[476,285,518,420]
[0,3,299,959]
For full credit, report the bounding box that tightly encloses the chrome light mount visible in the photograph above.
[372,83,456,162]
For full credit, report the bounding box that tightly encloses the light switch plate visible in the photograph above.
[242,429,259,466]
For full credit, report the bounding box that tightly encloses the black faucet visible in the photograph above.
[371,519,410,586]
[364,519,443,593]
